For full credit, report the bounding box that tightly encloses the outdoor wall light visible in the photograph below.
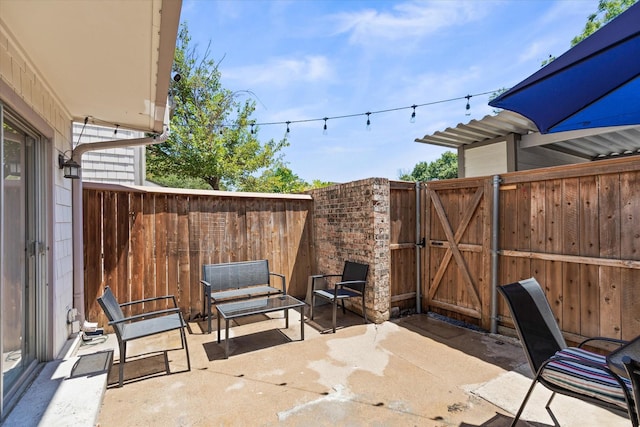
[58,153,81,179]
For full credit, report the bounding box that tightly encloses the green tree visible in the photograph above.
[542,0,636,66]
[239,162,335,193]
[308,179,334,190]
[147,24,287,191]
[146,173,211,190]
[240,162,308,193]
[399,151,458,182]
[571,0,637,46]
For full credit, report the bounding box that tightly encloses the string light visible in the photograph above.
[218,90,497,135]
[113,124,120,135]
[76,90,498,139]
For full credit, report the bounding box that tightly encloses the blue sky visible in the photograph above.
[179,0,599,183]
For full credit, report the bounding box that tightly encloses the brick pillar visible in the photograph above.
[308,178,390,323]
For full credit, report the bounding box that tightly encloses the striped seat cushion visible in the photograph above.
[541,347,632,408]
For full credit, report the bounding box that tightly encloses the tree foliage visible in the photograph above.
[146,24,287,191]
[542,0,636,66]
[240,161,308,193]
[571,0,637,46]
[241,162,334,193]
[399,151,458,182]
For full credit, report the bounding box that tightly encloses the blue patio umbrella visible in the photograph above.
[489,2,640,134]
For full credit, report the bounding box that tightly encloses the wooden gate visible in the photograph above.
[423,178,493,329]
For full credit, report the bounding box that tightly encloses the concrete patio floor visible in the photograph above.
[86,305,629,427]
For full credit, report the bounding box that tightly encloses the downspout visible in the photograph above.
[415,181,422,314]
[71,126,169,323]
[490,175,501,334]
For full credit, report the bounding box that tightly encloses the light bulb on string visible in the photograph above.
[250,124,255,134]
[227,89,498,137]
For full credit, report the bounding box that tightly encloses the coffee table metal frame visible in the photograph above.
[216,295,305,358]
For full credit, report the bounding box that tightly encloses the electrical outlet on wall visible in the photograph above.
[67,308,78,324]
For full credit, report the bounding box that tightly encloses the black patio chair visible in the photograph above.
[97,286,191,387]
[498,277,636,427]
[309,261,369,333]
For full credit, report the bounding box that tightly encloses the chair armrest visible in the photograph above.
[119,294,178,308]
[269,272,287,295]
[201,280,211,292]
[310,273,342,290]
[336,280,366,292]
[578,337,628,349]
[108,307,182,325]
[336,280,366,286]
[328,280,366,297]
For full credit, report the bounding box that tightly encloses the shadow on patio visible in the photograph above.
[85,305,629,427]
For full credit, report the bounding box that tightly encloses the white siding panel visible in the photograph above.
[74,123,144,184]
[464,141,508,177]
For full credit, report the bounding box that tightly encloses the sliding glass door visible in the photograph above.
[1,107,46,413]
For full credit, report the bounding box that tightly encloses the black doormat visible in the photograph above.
[69,350,114,378]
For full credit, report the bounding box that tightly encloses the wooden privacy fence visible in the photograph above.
[83,184,314,326]
[497,158,640,343]
[83,156,640,344]
[421,156,640,343]
[389,181,420,312]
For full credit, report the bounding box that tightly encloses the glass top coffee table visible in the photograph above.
[607,335,640,378]
[216,295,305,358]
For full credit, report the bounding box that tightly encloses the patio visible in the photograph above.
[82,305,629,426]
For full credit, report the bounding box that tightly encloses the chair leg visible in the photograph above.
[163,350,170,374]
[181,325,191,372]
[341,299,346,315]
[118,341,127,388]
[510,378,539,427]
[310,293,315,320]
[545,392,561,427]
[332,299,337,333]
[362,294,367,324]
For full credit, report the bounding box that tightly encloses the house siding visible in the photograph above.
[1,21,76,358]
[464,141,508,177]
[73,123,145,185]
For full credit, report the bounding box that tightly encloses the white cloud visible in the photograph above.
[331,0,484,45]
[222,55,335,88]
